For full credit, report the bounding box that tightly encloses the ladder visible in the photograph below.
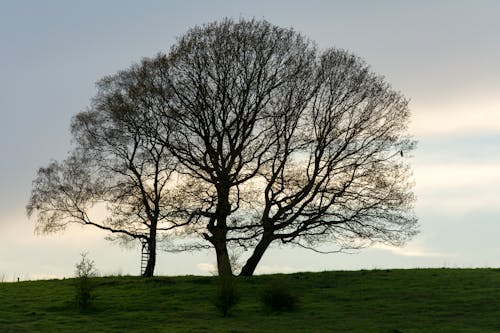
[140,239,150,276]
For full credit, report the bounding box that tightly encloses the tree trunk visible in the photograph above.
[209,223,233,277]
[142,238,156,278]
[211,182,233,278]
[215,239,233,278]
[239,235,273,276]
[142,222,157,278]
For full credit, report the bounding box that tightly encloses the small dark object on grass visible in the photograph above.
[261,280,299,312]
[213,277,240,317]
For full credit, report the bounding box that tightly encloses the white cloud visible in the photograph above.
[20,272,63,281]
[415,163,500,191]
[414,162,500,213]
[196,262,216,274]
[371,243,451,258]
[410,98,500,137]
[418,191,500,214]
[195,262,298,275]
[255,265,297,275]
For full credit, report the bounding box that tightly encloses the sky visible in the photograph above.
[1,0,500,280]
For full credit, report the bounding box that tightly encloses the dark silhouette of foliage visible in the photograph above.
[213,277,240,317]
[261,280,299,312]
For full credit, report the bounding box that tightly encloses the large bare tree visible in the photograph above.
[161,19,417,277]
[27,58,182,277]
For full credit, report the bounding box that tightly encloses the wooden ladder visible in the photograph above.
[140,240,150,276]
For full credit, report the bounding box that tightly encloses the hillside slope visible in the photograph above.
[1,269,500,332]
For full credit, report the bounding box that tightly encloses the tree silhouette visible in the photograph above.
[27,58,184,277]
[160,19,417,276]
[27,18,417,278]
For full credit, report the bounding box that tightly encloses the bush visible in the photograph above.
[261,280,299,312]
[213,277,240,317]
[74,252,98,312]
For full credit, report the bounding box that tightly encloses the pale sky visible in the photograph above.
[1,0,500,280]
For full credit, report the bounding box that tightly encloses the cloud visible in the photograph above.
[414,162,500,213]
[410,98,500,137]
[415,163,500,191]
[254,265,297,275]
[195,262,298,275]
[372,243,451,258]
[196,262,216,274]
[196,262,298,275]
[19,273,63,281]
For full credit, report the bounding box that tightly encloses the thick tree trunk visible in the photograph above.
[214,239,233,278]
[211,182,233,278]
[239,235,273,276]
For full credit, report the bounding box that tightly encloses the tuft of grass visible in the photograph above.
[1,269,500,332]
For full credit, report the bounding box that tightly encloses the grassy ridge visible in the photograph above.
[1,268,500,332]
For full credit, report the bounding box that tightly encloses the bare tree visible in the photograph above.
[161,19,417,277]
[27,58,182,277]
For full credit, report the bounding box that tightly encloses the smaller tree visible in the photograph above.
[27,58,182,277]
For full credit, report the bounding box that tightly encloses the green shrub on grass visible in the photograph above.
[213,277,240,317]
[261,280,299,312]
[74,252,98,312]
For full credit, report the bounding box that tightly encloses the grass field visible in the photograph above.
[1,268,500,332]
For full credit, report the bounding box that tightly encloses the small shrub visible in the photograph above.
[74,252,98,312]
[261,280,299,312]
[213,277,240,317]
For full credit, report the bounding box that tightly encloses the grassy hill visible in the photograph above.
[1,268,500,332]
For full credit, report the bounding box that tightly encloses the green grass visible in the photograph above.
[1,268,500,332]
